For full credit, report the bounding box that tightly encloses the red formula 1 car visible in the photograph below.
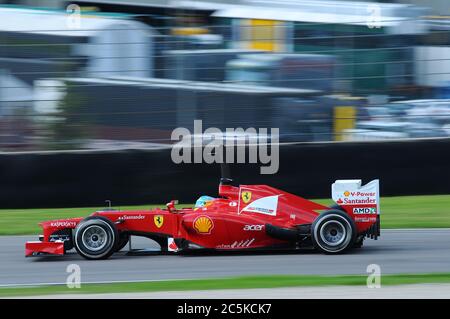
[25,172,380,259]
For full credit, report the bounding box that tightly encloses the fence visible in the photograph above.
[1,138,449,208]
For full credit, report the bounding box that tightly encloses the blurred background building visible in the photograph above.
[0,0,449,150]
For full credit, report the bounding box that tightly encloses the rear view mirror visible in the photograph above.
[166,200,178,213]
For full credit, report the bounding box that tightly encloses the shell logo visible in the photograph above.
[193,215,214,234]
[344,191,350,197]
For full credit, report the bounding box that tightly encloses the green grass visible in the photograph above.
[2,273,450,297]
[0,194,449,235]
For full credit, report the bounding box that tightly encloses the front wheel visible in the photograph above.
[115,232,130,252]
[73,216,118,260]
[311,210,356,254]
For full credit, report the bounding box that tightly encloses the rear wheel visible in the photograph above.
[311,210,356,254]
[74,216,118,260]
[354,235,365,248]
[329,204,344,211]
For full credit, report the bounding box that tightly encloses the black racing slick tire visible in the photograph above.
[73,216,118,260]
[329,204,345,211]
[311,210,356,254]
[115,232,130,252]
[353,235,365,248]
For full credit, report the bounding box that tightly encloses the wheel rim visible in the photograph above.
[319,220,346,246]
[81,225,108,251]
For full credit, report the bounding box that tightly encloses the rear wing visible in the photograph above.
[331,179,380,239]
[331,179,380,214]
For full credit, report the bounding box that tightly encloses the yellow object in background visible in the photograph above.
[79,6,99,12]
[171,27,209,36]
[334,106,356,141]
[248,19,279,52]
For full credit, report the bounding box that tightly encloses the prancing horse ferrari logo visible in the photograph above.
[241,191,252,204]
[154,215,164,228]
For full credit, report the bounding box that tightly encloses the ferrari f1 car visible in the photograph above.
[25,172,380,259]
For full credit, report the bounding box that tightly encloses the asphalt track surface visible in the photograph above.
[1,229,450,286]
[19,284,450,299]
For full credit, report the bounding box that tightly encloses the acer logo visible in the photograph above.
[243,225,264,231]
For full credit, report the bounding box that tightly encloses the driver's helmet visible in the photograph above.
[194,195,215,209]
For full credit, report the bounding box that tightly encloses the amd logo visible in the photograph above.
[353,207,377,214]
